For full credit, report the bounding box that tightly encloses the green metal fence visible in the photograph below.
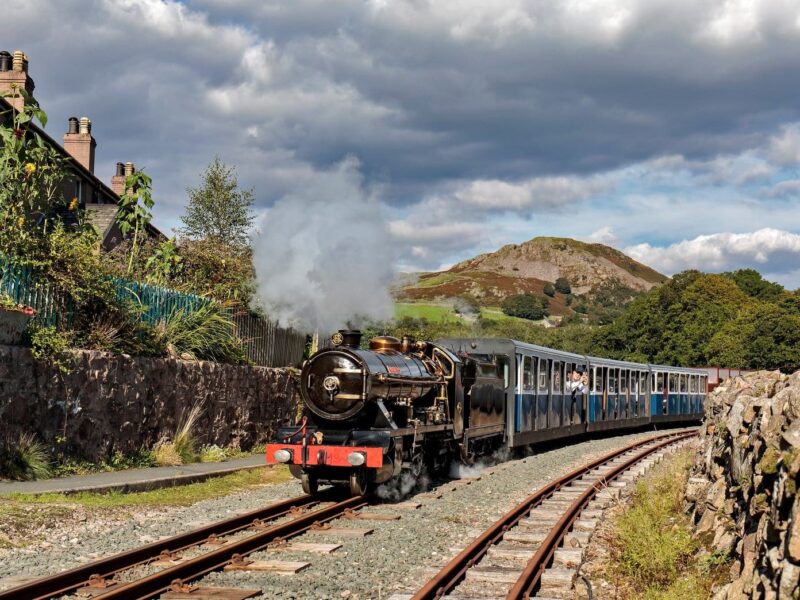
[0,259,305,366]
[113,279,210,325]
[0,259,69,328]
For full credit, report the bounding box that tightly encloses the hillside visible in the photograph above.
[395,237,668,319]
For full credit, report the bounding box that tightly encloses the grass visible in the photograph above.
[153,303,245,363]
[603,447,730,599]
[0,433,53,481]
[0,465,292,509]
[153,402,203,466]
[412,272,461,288]
[395,302,463,322]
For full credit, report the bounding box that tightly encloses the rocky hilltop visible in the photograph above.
[396,237,667,312]
[450,237,666,294]
[687,370,800,598]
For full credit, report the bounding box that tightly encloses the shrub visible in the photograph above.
[543,283,556,297]
[0,433,52,481]
[554,277,571,294]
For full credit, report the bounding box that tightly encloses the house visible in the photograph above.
[0,50,165,250]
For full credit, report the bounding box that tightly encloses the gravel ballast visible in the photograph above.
[0,429,694,599]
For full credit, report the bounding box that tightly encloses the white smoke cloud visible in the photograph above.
[251,157,395,333]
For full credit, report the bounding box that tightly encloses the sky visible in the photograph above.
[4,0,800,288]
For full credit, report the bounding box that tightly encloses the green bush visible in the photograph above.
[543,283,556,297]
[554,277,571,294]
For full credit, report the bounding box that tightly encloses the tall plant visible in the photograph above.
[115,170,154,275]
[0,88,70,259]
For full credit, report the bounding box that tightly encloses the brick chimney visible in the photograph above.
[111,162,126,196]
[63,116,96,173]
[0,50,35,111]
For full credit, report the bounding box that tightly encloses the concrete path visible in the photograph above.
[0,453,266,496]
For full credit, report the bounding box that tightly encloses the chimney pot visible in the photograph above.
[67,117,79,134]
[115,162,125,176]
[12,51,25,72]
[124,161,135,176]
[79,117,91,135]
[0,52,11,72]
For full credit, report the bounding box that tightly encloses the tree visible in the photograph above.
[180,156,255,247]
[722,269,785,303]
[501,293,549,321]
[554,277,571,294]
[543,283,556,297]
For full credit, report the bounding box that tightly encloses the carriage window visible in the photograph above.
[538,359,549,391]
[523,356,533,390]
[701,376,707,394]
[497,357,509,389]
[639,372,646,394]
[656,372,664,392]
[669,373,678,393]
[680,374,687,393]
[690,376,697,394]
[631,372,638,395]
[592,367,603,392]
[609,370,617,393]
[553,361,562,392]
[620,370,629,395]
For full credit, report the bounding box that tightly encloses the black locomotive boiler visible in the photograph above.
[266,330,707,496]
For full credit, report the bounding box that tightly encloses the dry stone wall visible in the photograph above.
[686,370,800,599]
[0,345,299,461]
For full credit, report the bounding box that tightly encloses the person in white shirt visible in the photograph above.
[567,369,589,424]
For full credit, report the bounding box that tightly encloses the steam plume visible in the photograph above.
[251,157,395,333]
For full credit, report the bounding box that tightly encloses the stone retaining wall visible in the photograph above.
[686,370,800,599]
[0,345,299,461]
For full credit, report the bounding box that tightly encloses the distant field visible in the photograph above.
[395,302,541,325]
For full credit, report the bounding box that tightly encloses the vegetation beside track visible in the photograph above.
[600,448,729,599]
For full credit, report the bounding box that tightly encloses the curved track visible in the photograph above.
[411,430,697,600]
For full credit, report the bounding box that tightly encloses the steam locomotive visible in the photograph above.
[265,330,708,496]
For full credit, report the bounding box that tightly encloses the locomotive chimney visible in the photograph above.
[336,330,362,349]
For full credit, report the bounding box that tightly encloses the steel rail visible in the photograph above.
[411,431,696,600]
[506,431,695,599]
[0,491,329,600]
[93,495,366,599]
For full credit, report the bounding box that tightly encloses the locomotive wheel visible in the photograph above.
[349,468,369,496]
[301,472,318,495]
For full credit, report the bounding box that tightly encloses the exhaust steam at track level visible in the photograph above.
[251,157,396,333]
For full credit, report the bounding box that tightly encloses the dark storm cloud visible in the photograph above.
[3,0,800,275]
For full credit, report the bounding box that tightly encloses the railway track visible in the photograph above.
[407,430,697,600]
[0,489,363,600]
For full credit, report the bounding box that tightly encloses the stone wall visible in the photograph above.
[686,370,800,599]
[0,345,299,461]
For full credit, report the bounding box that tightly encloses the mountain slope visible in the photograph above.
[395,237,668,317]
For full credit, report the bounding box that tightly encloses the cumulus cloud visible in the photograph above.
[586,226,619,245]
[4,0,800,278]
[625,229,800,276]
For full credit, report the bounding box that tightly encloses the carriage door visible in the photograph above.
[537,358,549,430]
[551,361,563,428]
[517,355,534,433]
